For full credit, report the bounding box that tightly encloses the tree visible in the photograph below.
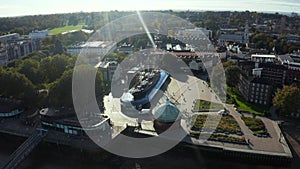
[40,55,70,82]
[222,61,234,70]
[273,85,300,116]
[16,59,42,84]
[0,69,36,104]
[54,39,64,55]
[48,69,74,107]
[225,65,241,87]
[204,19,219,31]
[106,53,127,63]
[48,65,104,107]
[68,15,79,26]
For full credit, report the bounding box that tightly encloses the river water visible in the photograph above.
[0,133,298,169]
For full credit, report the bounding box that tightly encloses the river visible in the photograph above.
[0,133,298,169]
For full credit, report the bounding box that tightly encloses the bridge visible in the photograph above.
[1,128,48,169]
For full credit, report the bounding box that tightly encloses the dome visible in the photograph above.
[154,98,180,123]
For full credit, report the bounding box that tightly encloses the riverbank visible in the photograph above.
[1,133,299,169]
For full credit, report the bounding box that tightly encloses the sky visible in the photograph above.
[1,0,300,17]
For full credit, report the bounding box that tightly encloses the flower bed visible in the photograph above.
[216,115,242,134]
[209,133,247,145]
[241,116,269,136]
[189,114,243,136]
[190,114,208,131]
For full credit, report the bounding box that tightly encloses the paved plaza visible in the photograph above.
[103,75,292,157]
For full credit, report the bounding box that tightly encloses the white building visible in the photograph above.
[251,54,276,63]
[95,61,118,82]
[0,33,20,43]
[29,30,50,40]
[67,41,117,56]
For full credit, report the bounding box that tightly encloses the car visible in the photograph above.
[218,110,229,115]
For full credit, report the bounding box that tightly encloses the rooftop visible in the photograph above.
[278,55,294,63]
[154,99,180,123]
[251,54,276,58]
[69,41,116,49]
[219,34,243,41]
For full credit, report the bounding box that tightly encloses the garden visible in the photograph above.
[208,133,247,145]
[216,115,243,135]
[190,114,243,136]
[190,114,208,132]
[241,116,269,137]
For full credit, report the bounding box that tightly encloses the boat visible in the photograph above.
[121,68,170,113]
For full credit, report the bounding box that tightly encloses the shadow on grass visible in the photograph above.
[227,87,269,115]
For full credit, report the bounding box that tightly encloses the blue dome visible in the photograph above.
[154,99,180,123]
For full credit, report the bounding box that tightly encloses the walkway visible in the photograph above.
[1,129,48,169]
[225,104,291,154]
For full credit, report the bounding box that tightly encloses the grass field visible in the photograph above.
[227,87,268,115]
[193,99,224,111]
[50,24,84,35]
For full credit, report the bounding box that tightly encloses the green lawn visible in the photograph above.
[193,99,224,111]
[227,87,268,115]
[50,24,85,35]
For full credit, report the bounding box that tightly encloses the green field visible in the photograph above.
[227,87,268,115]
[50,24,85,35]
[193,99,224,111]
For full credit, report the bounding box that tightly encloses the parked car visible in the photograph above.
[218,110,229,115]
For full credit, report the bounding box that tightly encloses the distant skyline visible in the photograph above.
[1,0,300,17]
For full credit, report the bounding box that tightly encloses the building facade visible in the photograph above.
[40,108,112,138]
[0,33,20,43]
[218,24,249,46]
[95,61,118,82]
[238,61,286,105]
[67,41,117,56]
[0,38,40,66]
[29,30,50,40]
